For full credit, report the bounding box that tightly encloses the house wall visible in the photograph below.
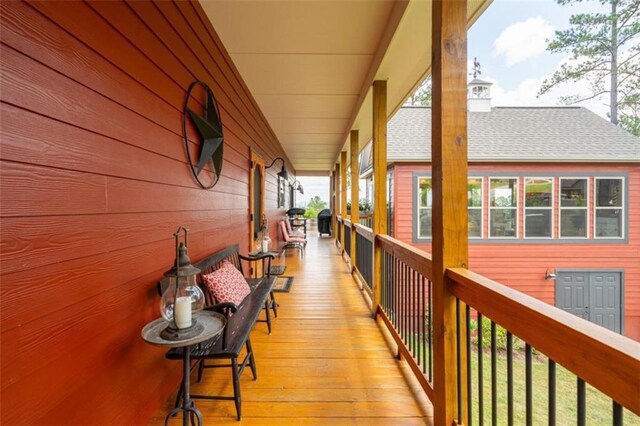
[0,1,289,424]
[394,162,640,341]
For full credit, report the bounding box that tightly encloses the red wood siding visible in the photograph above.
[394,163,640,341]
[0,1,289,424]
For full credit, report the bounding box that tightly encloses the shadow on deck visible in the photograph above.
[150,233,433,425]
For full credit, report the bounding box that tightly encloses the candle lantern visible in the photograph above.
[160,227,205,340]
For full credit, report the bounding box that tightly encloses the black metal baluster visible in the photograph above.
[428,279,432,381]
[613,401,623,426]
[419,274,425,373]
[548,359,556,426]
[412,270,418,359]
[466,305,472,426]
[491,321,497,426]
[525,344,532,426]
[408,268,413,355]
[404,263,408,346]
[394,257,398,327]
[478,312,484,426]
[399,260,404,340]
[507,332,513,426]
[577,378,586,426]
[382,252,387,312]
[457,299,462,423]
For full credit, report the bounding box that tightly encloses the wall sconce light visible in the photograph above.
[293,180,304,195]
[545,269,556,280]
[159,227,205,340]
[266,157,288,180]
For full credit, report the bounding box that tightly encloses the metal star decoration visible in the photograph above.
[188,89,224,177]
[182,81,224,189]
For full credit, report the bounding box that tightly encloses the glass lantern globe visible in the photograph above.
[160,230,205,340]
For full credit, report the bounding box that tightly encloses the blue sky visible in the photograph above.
[468,0,610,117]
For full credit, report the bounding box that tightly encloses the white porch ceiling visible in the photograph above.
[201,0,491,175]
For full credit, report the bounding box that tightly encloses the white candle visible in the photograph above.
[174,296,192,329]
[262,238,269,253]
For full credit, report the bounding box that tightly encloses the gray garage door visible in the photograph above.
[555,271,622,333]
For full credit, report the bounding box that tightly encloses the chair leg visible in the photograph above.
[246,338,257,380]
[231,357,242,420]
[197,359,205,383]
[270,291,278,317]
[264,299,272,334]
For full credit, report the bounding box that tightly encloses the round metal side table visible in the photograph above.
[142,311,226,426]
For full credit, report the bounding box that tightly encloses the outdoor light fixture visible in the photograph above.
[293,180,304,195]
[544,269,556,280]
[266,157,289,180]
[159,227,205,340]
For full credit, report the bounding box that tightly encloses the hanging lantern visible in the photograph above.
[159,227,205,340]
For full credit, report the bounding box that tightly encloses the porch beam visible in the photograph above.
[350,130,360,271]
[431,1,469,425]
[331,163,340,240]
[372,80,387,314]
[340,151,348,252]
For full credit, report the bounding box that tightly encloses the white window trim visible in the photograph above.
[523,177,554,239]
[468,177,483,239]
[594,176,625,239]
[488,177,519,239]
[559,177,590,239]
[416,176,432,239]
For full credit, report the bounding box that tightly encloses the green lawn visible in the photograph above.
[468,347,640,425]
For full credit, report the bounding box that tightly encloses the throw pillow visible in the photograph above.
[201,260,250,310]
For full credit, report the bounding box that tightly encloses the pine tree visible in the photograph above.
[539,0,639,135]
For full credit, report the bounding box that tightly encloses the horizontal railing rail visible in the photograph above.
[353,224,373,291]
[448,267,640,422]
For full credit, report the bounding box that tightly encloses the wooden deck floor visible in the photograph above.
[150,233,433,425]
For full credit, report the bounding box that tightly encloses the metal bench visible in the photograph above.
[157,244,276,420]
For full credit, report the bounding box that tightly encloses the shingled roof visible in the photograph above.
[387,106,639,162]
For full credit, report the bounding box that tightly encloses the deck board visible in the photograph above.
[149,234,433,425]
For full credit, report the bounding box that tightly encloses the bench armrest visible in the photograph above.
[204,302,238,317]
[239,252,276,262]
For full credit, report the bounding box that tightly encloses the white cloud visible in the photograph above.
[493,17,555,66]
[485,56,610,118]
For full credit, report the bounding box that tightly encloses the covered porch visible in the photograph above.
[150,234,432,425]
[0,0,638,425]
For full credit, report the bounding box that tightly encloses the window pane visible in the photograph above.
[595,209,622,237]
[561,179,587,207]
[468,209,482,238]
[419,208,432,238]
[490,209,517,237]
[468,178,482,207]
[561,209,587,237]
[419,178,432,207]
[525,209,552,237]
[490,179,517,207]
[525,178,552,207]
[596,179,622,207]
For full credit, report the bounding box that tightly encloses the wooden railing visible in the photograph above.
[343,219,352,258]
[353,224,373,291]
[376,234,435,400]
[336,216,342,249]
[341,233,640,423]
[448,268,640,424]
[359,214,373,228]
